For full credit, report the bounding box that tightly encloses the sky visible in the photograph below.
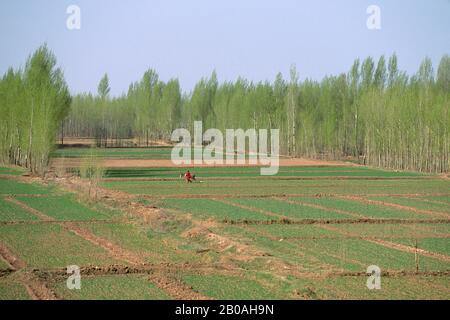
[0,0,449,96]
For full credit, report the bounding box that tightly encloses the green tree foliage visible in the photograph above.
[7,47,444,174]
[0,45,71,175]
[97,73,110,99]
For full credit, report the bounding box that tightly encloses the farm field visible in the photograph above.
[0,149,449,300]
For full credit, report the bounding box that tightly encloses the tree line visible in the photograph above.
[64,53,449,173]
[1,45,448,174]
[0,45,71,175]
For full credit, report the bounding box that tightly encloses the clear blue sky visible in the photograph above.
[1,0,449,96]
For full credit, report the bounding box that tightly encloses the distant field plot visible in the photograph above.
[0,179,52,195]
[228,198,353,220]
[53,275,171,300]
[101,179,449,197]
[101,166,425,179]
[288,197,433,220]
[160,198,274,221]
[182,274,283,299]
[0,197,40,221]
[0,224,119,268]
[15,195,114,221]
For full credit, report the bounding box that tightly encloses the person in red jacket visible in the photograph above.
[184,170,193,183]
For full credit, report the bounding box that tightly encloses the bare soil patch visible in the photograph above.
[0,242,26,270]
[0,242,57,299]
[20,273,58,300]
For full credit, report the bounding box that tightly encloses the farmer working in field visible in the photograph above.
[184,170,194,183]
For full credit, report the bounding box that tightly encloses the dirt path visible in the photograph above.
[164,207,267,258]
[7,191,209,299]
[0,242,57,300]
[61,224,211,299]
[20,273,59,300]
[36,263,240,280]
[4,196,54,221]
[368,238,450,263]
[147,274,210,300]
[28,262,450,282]
[221,217,450,225]
[0,243,26,270]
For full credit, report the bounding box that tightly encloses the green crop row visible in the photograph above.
[160,198,274,221]
[0,197,39,221]
[53,275,171,300]
[288,197,432,220]
[228,198,352,220]
[182,274,283,299]
[368,196,450,214]
[101,179,450,197]
[0,179,53,195]
[0,224,119,268]
[15,195,114,221]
